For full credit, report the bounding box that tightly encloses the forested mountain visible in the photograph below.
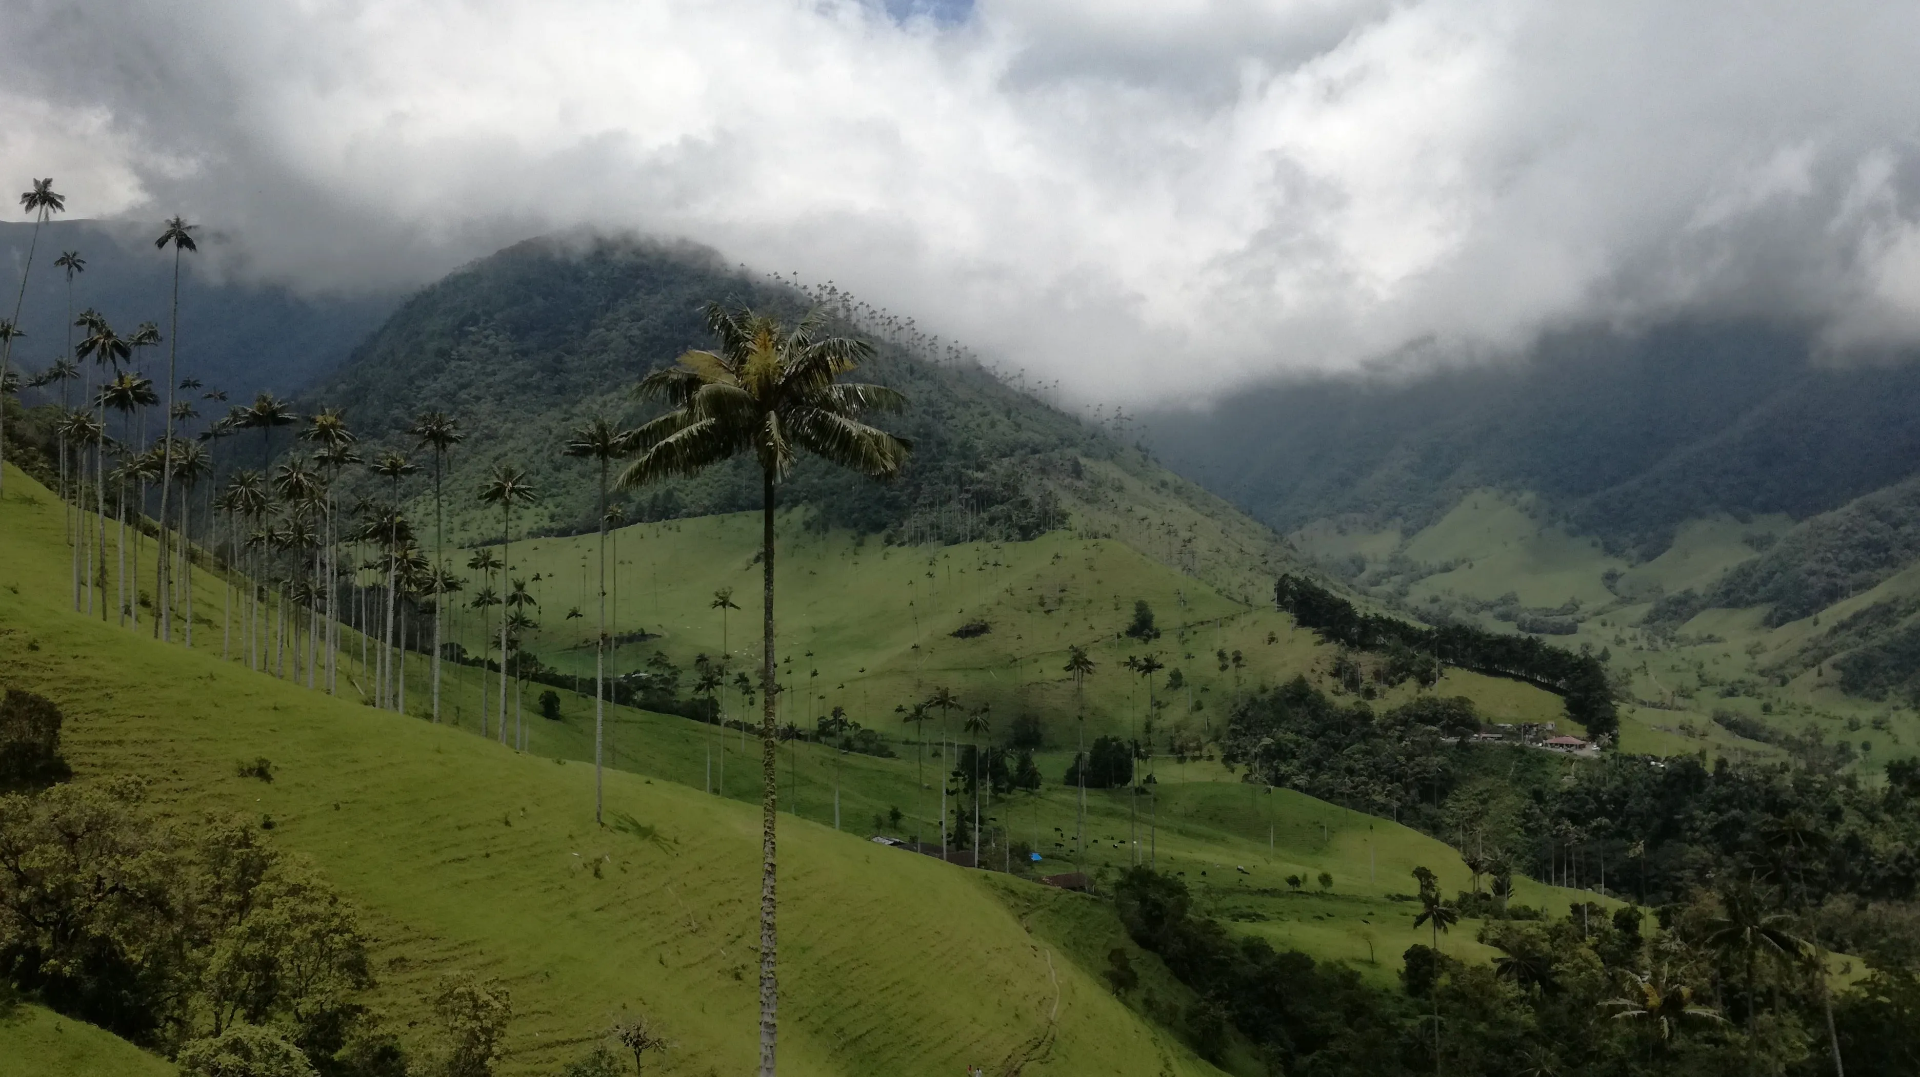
[309,232,1294,598]
[1144,322,1920,559]
[0,220,395,397]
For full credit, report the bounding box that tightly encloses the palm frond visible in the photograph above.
[635,365,708,407]
[787,409,910,480]
[616,418,742,488]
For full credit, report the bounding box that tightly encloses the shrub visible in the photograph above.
[177,1024,317,1077]
[0,688,70,792]
[236,757,274,782]
[1125,600,1159,641]
[425,973,512,1077]
[538,690,562,721]
[1064,736,1133,789]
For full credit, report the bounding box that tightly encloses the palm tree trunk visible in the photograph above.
[432,450,444,722]
[0,207,47,498]
[116,482,127,626]
[499,510,510,744]
[757,467,780,1077]
[155,249,180,642]
[182,487,194,647]
[384,547,399,710]
[595,457,607,823]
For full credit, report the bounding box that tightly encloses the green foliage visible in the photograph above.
[177,1024,317,1077]
[308,237,1108,545]
[556,1043,625,1077]
[537,689,562,721]
[0,779,384,1069]
[1124,600,1158,641]
[1276,572,1618,739]
[422,973,511,1077]
[1065,736,1133,789]
[0,687,69,791]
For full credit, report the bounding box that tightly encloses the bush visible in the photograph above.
[0,688,70,792]
[538,690,562,721]
[236,757,274,782]
[1125,600,1159,641]
[425,973,511,1077]
[1064,736,1133,789]
[178,1024,317,1077]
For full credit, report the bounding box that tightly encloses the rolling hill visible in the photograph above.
[303,232,1293,604]
[0,463,1602,1075]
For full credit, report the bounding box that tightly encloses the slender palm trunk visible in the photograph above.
[155,250,181,640]
[0,208,47,498]
[116,480,127,626]
[383,547,398,710]
[595,458,607,823]
[432,450,445,721]
[182,488,194,647]
[757,468,780,1077]
[499,510,511,744]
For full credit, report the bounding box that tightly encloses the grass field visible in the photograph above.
[0,466,1609,1075]
[0,1001,174,1077]
[1290,488,1920,769]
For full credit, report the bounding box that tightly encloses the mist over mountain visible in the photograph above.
[0,220,396,397]
[1143,322,1920,559]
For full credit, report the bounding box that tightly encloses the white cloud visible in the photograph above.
[6,0,1920,403]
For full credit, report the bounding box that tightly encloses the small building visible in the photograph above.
[1544,736,1589,753]
[1040,872,1092,892]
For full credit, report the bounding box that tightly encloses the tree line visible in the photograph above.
[1275,573,1619,740]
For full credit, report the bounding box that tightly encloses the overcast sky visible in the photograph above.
[5,0,1920,404]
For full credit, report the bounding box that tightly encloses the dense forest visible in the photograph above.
[1195,673,1920,1075]
[304,234,1114,545]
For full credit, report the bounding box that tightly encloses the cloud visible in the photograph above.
[6,0,1920,403]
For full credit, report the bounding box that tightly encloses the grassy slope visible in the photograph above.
[0,466,1603,1074]
[1293,488,1920,764]
[0,1002,174,1077]
[0,466,1222,1077]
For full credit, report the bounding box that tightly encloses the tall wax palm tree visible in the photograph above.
[125,323,162,614]
[2,179,65,495]
[168,438,211,648]
[272,459,323,685]
[304,409,357,692]
[1063,645,1095,860]
[99,372,157,625]
[695,664,724,794]
[57,409,104,611]
[467,547,503,735]
[410,412,464,721]
[234,393,296,472]
[616,303,909,1077]
[900,703,930,842]
[369,452,418,709]
[925,685,962,850]
[77,311,128,609]
[564,417,628,821]
[963,708,992,858]
[52,250,83,541]
[222,471,268,662]
[153,216,198,644]
[1703,887,1807,1027]
[478,465,535,742]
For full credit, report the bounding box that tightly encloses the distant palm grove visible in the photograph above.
[5,178,1920,1077]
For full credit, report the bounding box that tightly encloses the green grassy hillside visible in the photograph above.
[1292,487,1920,766]
[0,465,1602,1074]
[0,1001,174,1077]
